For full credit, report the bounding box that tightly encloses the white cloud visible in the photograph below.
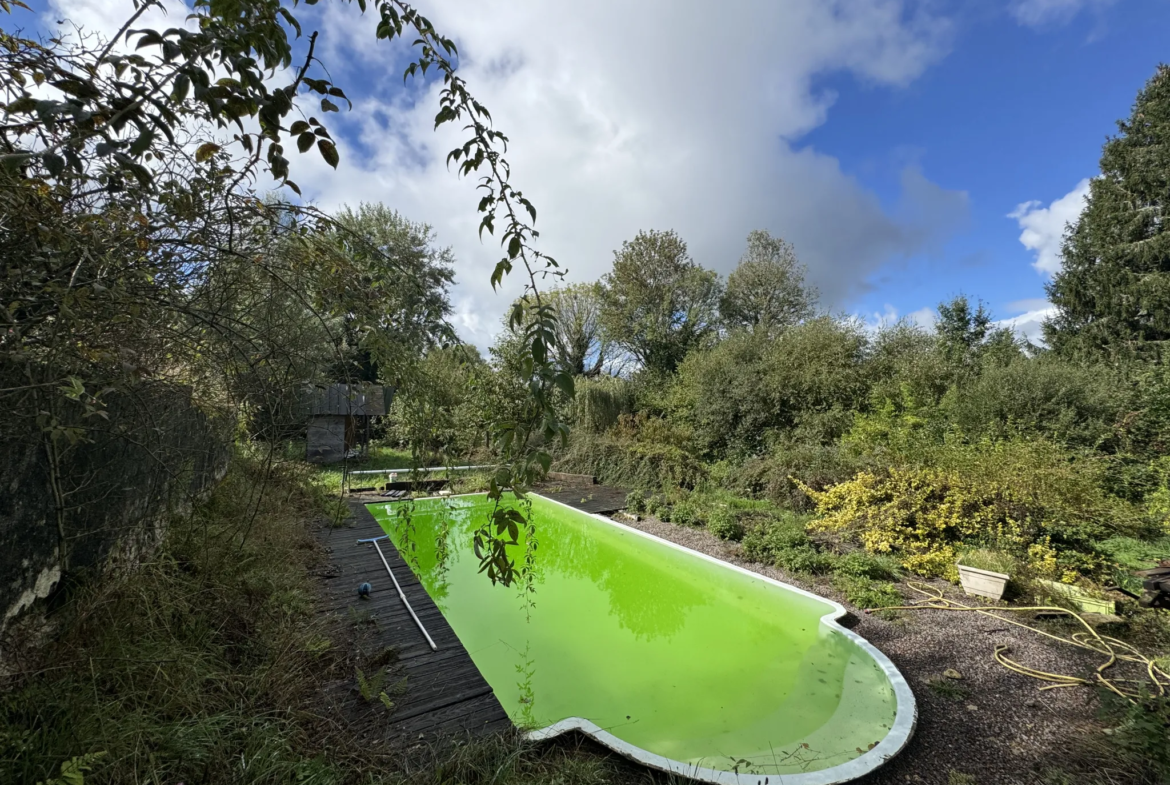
[905,306,938,329]
[1005,297,1052,313]
[44,0,196,43]
[858,303,936,332]
[279,0,965,350]
[42,0,967,353]
[1009,0,1117,28]
[997,302,1056,346]
[1009,179,1090,277]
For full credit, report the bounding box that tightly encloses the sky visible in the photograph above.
[21,0,1170,350]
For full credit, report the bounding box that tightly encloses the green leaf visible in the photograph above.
[321,98,339,112]
[277,7,302,37]
[128,130,154,156]
[194,142,220,162]
[171,73,190,103]
[42,152,65,177]
[553,372,575,397]
[5,95,37,114]
[297,132,315,153]
[317,139,339,168]
[289,120,310,134]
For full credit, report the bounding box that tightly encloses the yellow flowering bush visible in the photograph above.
[798,468,1016,578]
[797,442,1128,580]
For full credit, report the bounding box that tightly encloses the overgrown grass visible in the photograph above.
[0,451,345,785]
[383,734,643,785]
[1099,535,1170,594]
[308,444,417,494]
[1038,689,1170,785]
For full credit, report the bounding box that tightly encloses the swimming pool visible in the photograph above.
[368,493,915,784]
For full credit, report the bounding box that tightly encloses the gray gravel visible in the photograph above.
[619,514,1115,785]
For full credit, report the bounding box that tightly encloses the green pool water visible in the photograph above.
[367,494,912,782]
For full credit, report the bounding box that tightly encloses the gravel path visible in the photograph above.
[620,515,1111,785]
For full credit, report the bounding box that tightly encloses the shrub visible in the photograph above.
[707,508,745,541]
[1146,456,1170,533]
[731,442,876,512]
[831,551,901,581]
[774,544,834,575]
[866,321,952,412]
[624,490,646,514]
[741,512,813,562]
[668,318,870,458]
[554,428,707,491]
[669,499,704,526]
[644,493,668,518]
[941,357,1123,449]
[833,575,903,610]
[801,438,1142,580]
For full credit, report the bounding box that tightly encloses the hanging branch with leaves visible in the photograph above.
[1,0,572,587]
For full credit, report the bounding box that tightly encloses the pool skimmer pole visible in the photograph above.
[356,535,438,651]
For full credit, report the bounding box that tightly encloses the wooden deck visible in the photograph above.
[315,500,511,745]
[537,483,629,515]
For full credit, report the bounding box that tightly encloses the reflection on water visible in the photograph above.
[391,494,705,641]
[369,494,899,776]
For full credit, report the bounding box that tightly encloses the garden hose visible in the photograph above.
[867,582,1170,703]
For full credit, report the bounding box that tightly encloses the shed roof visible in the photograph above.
[304,384,390,416]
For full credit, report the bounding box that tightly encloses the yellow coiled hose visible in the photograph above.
[869,582,1170,702]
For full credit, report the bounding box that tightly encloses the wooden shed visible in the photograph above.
[304,384,391,464]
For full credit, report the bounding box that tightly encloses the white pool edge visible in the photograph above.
[374,492,918,785]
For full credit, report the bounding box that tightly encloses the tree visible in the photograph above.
[315,204,456,385]
[720,230,817,332]
[670,317,869,457]
[544,283,612,377]
[599,230,721,374]
[936,295,1019,373]
[389,345,489,462]
[1045,65,1170,359]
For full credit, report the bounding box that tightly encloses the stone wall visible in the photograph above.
[0,381,232,657]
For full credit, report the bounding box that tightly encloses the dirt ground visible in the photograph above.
[619,515,1120,785]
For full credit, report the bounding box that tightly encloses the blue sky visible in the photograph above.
[29,0,1170,348]
[804,0,1170,334]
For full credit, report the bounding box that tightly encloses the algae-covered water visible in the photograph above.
[367,494,904,779]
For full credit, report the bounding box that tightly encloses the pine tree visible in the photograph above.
[1044,65,1170,359]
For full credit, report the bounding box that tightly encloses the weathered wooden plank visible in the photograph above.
[539,485,630,515]
[390,691,511,736]
[311,499,509,743]
[546,471,596,484]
